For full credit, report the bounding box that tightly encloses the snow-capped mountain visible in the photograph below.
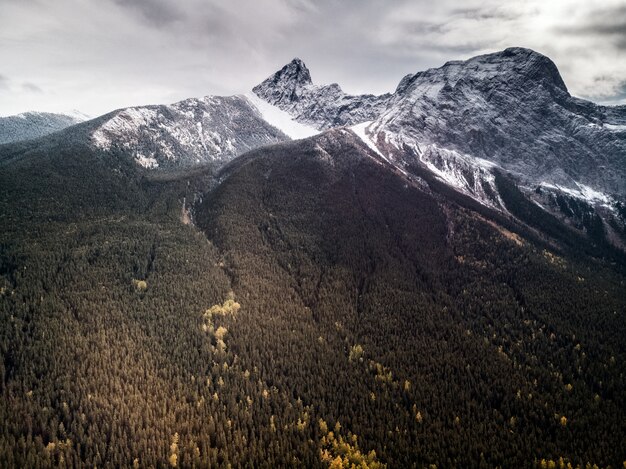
[90,93,320,170]
[91,95,285,170]
[84,49,625,246]
[0,111,88,145]
[251,51,625,222]
[252,58,392,130]
[253,51,626,207]
[366,48,626,206]
[248,50,626,247]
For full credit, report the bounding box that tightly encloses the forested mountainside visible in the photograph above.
[0,112,86,145]
[0,125,624,467]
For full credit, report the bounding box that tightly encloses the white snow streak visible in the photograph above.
[540,181,613,207]
[244,93,319,140]
[604,123,626,131]
[351,121,384,157]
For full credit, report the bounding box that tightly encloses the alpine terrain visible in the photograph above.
[0,48,624,468]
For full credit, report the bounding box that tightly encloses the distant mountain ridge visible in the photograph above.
[0,111,87,144]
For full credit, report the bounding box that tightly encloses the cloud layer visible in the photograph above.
[1,0,625,116]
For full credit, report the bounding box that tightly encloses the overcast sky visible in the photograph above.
[1,0,626,117]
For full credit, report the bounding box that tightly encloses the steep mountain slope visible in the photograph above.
[90,95,295,170]
[251,51,626,249]
[366,47,626,204]
[0,111,87,144]
[253,58,392,130]
[196,129,626,467]
[1,103,625,468]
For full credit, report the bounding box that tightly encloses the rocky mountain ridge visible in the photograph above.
[252,58,392,130]
[368,48,626,202]
[90,95,291,170]
[37,47,626,248]
[250,49,626,247]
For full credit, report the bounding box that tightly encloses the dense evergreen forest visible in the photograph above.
[0,130,625,468]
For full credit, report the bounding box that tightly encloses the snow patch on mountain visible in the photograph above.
[244,93,318,140]
[253,58,391,130]
[90,95,290,170]
[419,144,504,208]
[539,182,614,208]
[351,121,384,158]
[92,107,158,150]
[604,123,626,132]
[136,154,159,169]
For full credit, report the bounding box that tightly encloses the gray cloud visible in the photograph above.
[557,5,626,48]
[22,82,43,93]
[0,74,9,90]
[449,6,521,21]
[1,0,625,116]
[600,83,626,104]
[111,0,185,28]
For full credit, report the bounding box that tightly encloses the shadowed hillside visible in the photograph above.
[0,126,624,467]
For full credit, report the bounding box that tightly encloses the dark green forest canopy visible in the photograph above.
[0,131,624,468]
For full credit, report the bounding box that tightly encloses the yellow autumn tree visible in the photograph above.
[319,423,386,468]
[215,326,228,341]
[169,433,179,467]
[349,344,364,362]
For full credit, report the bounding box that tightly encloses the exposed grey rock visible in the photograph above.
[253,58,392,130]
[368,47,626,202]
[91,95,289,170]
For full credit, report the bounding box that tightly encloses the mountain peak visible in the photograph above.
[287,57,311,76]
[396,47,568,95]
[277,57,313,86]
[253,58,313,106]
[474,47,568,92]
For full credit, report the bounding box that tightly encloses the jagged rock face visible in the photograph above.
[91,95,289,170]
[0,112,84,145]
[253,58,392,130]
[369,47,626,199]
[251,58,313,106]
